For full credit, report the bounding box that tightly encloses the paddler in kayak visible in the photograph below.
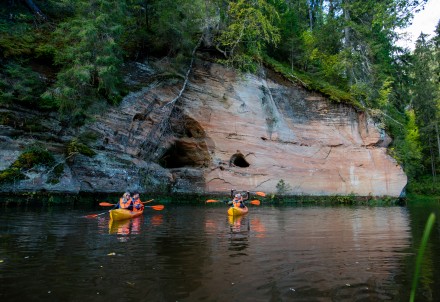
[131,191,144,212]
[113,192,133,210]
[228,189,249,208]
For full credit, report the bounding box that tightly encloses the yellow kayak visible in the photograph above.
[227,206,248,216]
[109,209,144,221]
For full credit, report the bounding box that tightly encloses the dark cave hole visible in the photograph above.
[159,141,198,169]
[159,143,186,168]
[230,153,250,168]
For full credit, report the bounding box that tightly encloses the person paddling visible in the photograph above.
[131,191,144,212]
[114,192,133,210]
[228,189,249,208]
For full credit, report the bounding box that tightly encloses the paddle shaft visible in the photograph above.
[85,211,108,218]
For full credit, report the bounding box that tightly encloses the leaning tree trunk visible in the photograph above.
[23,0,47,20]
[139,32,205,160]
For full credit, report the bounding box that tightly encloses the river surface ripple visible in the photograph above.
[0,204,438,301]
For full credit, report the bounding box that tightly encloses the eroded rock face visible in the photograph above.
[180,62,406,196]
[0,59,407,196]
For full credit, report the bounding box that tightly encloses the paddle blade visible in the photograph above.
[85,211,107,218]
[255,191,266,197]
[250,200,261,206]
[206,199,220,203]
[150,205,165,211]
[99,202,115,207]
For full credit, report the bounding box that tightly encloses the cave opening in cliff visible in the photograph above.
[159,142,189,168]
[159,140,209,169]
[230,153,250,168]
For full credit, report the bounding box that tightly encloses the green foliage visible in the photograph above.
[0,145,54,185]
[264,55,360,108]
[1,0,438,188]
[46,163,65,185]
[216,0,280,71]
[0,62,47,107]
[407,176,440,196]
[410,213,436,302]
[0,19,35,58]
[66,138,96,159]
[12,146,55,169]
[387,110,423,180]
[42,0,127,124]
[0,167,26,184]
[146,0,206,56]
[276,179,290,195]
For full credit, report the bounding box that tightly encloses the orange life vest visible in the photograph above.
[119,197,131,209]
[132,198,144,212]
[233,197,243,208]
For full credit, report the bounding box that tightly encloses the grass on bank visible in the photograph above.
[263,55,362,110]
[410,213,436,302]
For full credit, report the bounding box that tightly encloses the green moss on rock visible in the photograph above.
[12,146,55,169]
[66,138,96,158]
[0,167,26,184]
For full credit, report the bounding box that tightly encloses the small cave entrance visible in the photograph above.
[230,153,250,168]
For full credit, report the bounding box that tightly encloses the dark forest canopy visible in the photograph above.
[0,0,439,192]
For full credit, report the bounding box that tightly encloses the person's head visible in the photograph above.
[123,192,130,199]
[235,193,241,199]
[132,191,140,199]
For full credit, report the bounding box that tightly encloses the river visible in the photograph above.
[0,198,439,301]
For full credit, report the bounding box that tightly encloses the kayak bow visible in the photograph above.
[227,206,248,216]
[109,208,143,221]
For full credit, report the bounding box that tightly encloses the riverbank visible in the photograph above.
[0,192,410,207]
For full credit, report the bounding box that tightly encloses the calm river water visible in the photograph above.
[1,198,439,302]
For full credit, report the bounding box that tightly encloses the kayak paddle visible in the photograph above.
[99,199,154,207]
[85,211,108,218]
[144,205,165,210]
[99,201,164,211]
[205,199,227,203]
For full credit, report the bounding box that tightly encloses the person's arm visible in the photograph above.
[113,200,120,209]
[244,191,250,201]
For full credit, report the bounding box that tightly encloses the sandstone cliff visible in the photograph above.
[0,59,407,196]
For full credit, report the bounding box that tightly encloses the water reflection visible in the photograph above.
[108,217,144,236]
[228,215,249,233]
[149,213,164,226]
[1,203,438,301]
[228,215,249,256]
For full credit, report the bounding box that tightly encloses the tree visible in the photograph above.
[412,33,438,178]
[43,0,127,125]
[216,0,280,71]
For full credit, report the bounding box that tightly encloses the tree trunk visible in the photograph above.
[308,0,313,30]
[436,123,440,159]
[23,0,47,20]
[343,0,353,85]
